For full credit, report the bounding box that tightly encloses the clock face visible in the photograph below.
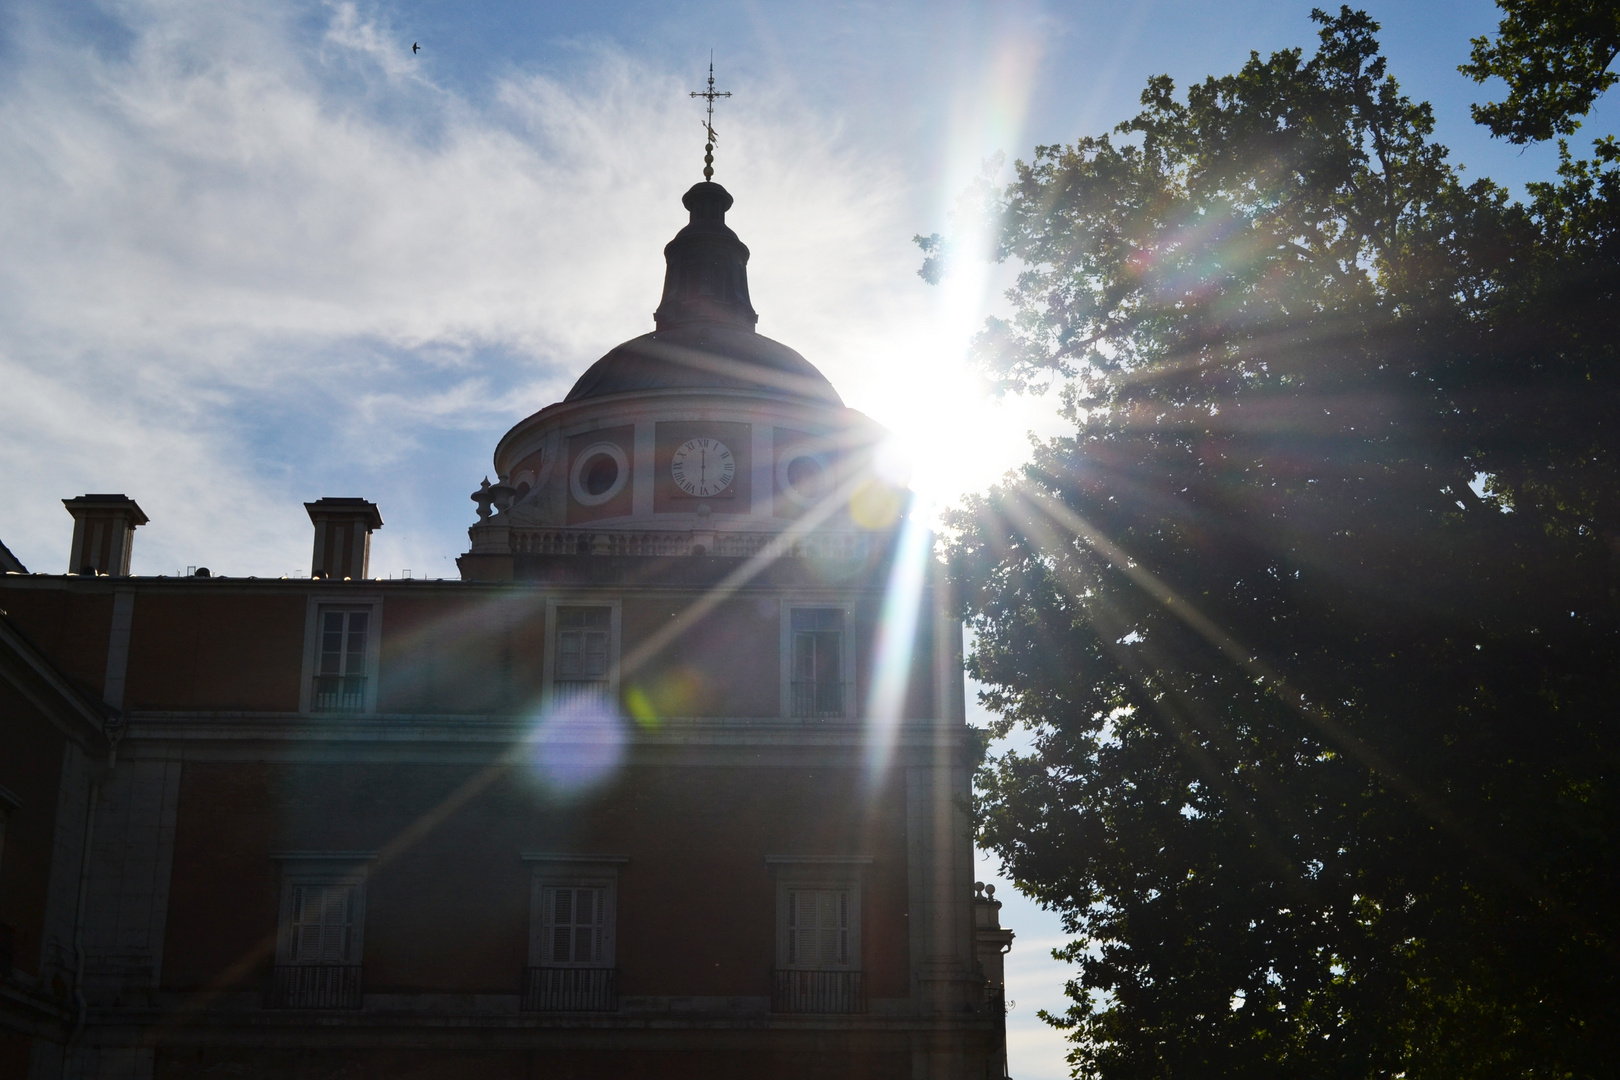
[671,437,736,497]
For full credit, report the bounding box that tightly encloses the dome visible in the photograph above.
[565,325,843,406]
[562,180,844,408]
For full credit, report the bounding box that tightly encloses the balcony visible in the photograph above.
[550,680,613,713]
[790,680,844,720]
[522,966,618,1012]
[310,673,367,713]
[771,968,865,1014]
[268,964,362,1009]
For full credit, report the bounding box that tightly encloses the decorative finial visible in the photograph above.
[690,53,732,181]
[471,477,495,521]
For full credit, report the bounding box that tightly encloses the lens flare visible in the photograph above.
[527,697,627,794]
[864,500,935,779]
[850,477,905,530]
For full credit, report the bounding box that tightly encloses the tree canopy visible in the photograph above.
[1460,0,1620,144]
[937,6,1620,1078]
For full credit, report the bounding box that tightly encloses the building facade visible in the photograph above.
[0,180,1013,1079]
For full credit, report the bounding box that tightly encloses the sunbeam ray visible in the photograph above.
[992,478,1601,942]
[863,499,933,779]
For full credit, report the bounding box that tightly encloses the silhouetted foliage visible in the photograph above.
[1461,0,1620,144]
[938,7,1620,1078]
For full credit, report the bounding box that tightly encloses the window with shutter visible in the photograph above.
[524,867,620,1012]
[537,880,612,965]
[541,884,609,966]
[785,887,851,969]
[270,856,371,1009]
[772,865,865,1013]
[288,883,355,964]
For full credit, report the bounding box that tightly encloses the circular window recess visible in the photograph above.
[777,450,832,507]
[570,442,630,507]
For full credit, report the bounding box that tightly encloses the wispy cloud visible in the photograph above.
[0,0,918,577]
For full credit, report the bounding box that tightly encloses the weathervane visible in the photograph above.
[690,55,731,181]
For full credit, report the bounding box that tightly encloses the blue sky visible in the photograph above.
[1,2,1611,1075]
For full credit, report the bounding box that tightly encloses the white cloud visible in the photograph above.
[0,0,924,577]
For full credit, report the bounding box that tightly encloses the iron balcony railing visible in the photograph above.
[311,673,367,713]
[268,964,362,1009]
[771,968,865,1014]
[550,680,613,712]
[522,966,618,1012]
[790,680,844,719]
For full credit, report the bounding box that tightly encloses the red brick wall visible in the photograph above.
[162,761,910,1000]
[0,1031,34,1079]
[378,591,548,714]
[155,1047,913,1080]
[621,597,780,718]
[565,426,636,525]
[125,591,304,711]
[0,679,67,977]
[653,421,754,516]
[0,584,113,699]
[0,579,957,722]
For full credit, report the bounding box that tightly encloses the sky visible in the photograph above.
[1,2,1613,1076]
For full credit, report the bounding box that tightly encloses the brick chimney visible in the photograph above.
[62,494,148,576]
[305,498,383,580]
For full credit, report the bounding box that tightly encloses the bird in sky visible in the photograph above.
[412,42,420,54]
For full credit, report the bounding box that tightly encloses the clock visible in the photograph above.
[671,437,735,497]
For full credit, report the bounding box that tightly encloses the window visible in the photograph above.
[270,853,372,1009]
[785,887,850,968]
[287,883,357,965]
[770,858,867,1013]
[314,609,368,712]
[776,447,833,508]
[557,607,609,682]
[301,599,381,715]
[569,442,630,506]
[546,602,619,713]
[789,608,846,719]
[524,855,624,1012]
[541,884,609,965]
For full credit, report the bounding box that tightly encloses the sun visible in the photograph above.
[842,267,1060,520]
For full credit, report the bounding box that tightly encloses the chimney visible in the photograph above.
[62,495,148,576]
[305,498,383,580]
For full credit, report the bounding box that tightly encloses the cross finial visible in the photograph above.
[690,54,731,181]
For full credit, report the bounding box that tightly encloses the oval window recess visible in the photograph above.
[777,451,831,507]
[570,442,630,507]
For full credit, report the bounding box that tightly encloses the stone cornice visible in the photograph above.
[112,713,971,765]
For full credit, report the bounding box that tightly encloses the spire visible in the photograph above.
[655,62,755,332]
[690,56,731,181]
[652,182,759,332]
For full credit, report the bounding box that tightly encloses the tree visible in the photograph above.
[938,7,1620,1078]
[1460,0,1620,144]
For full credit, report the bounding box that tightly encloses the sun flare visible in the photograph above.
[844,268,1059,519]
